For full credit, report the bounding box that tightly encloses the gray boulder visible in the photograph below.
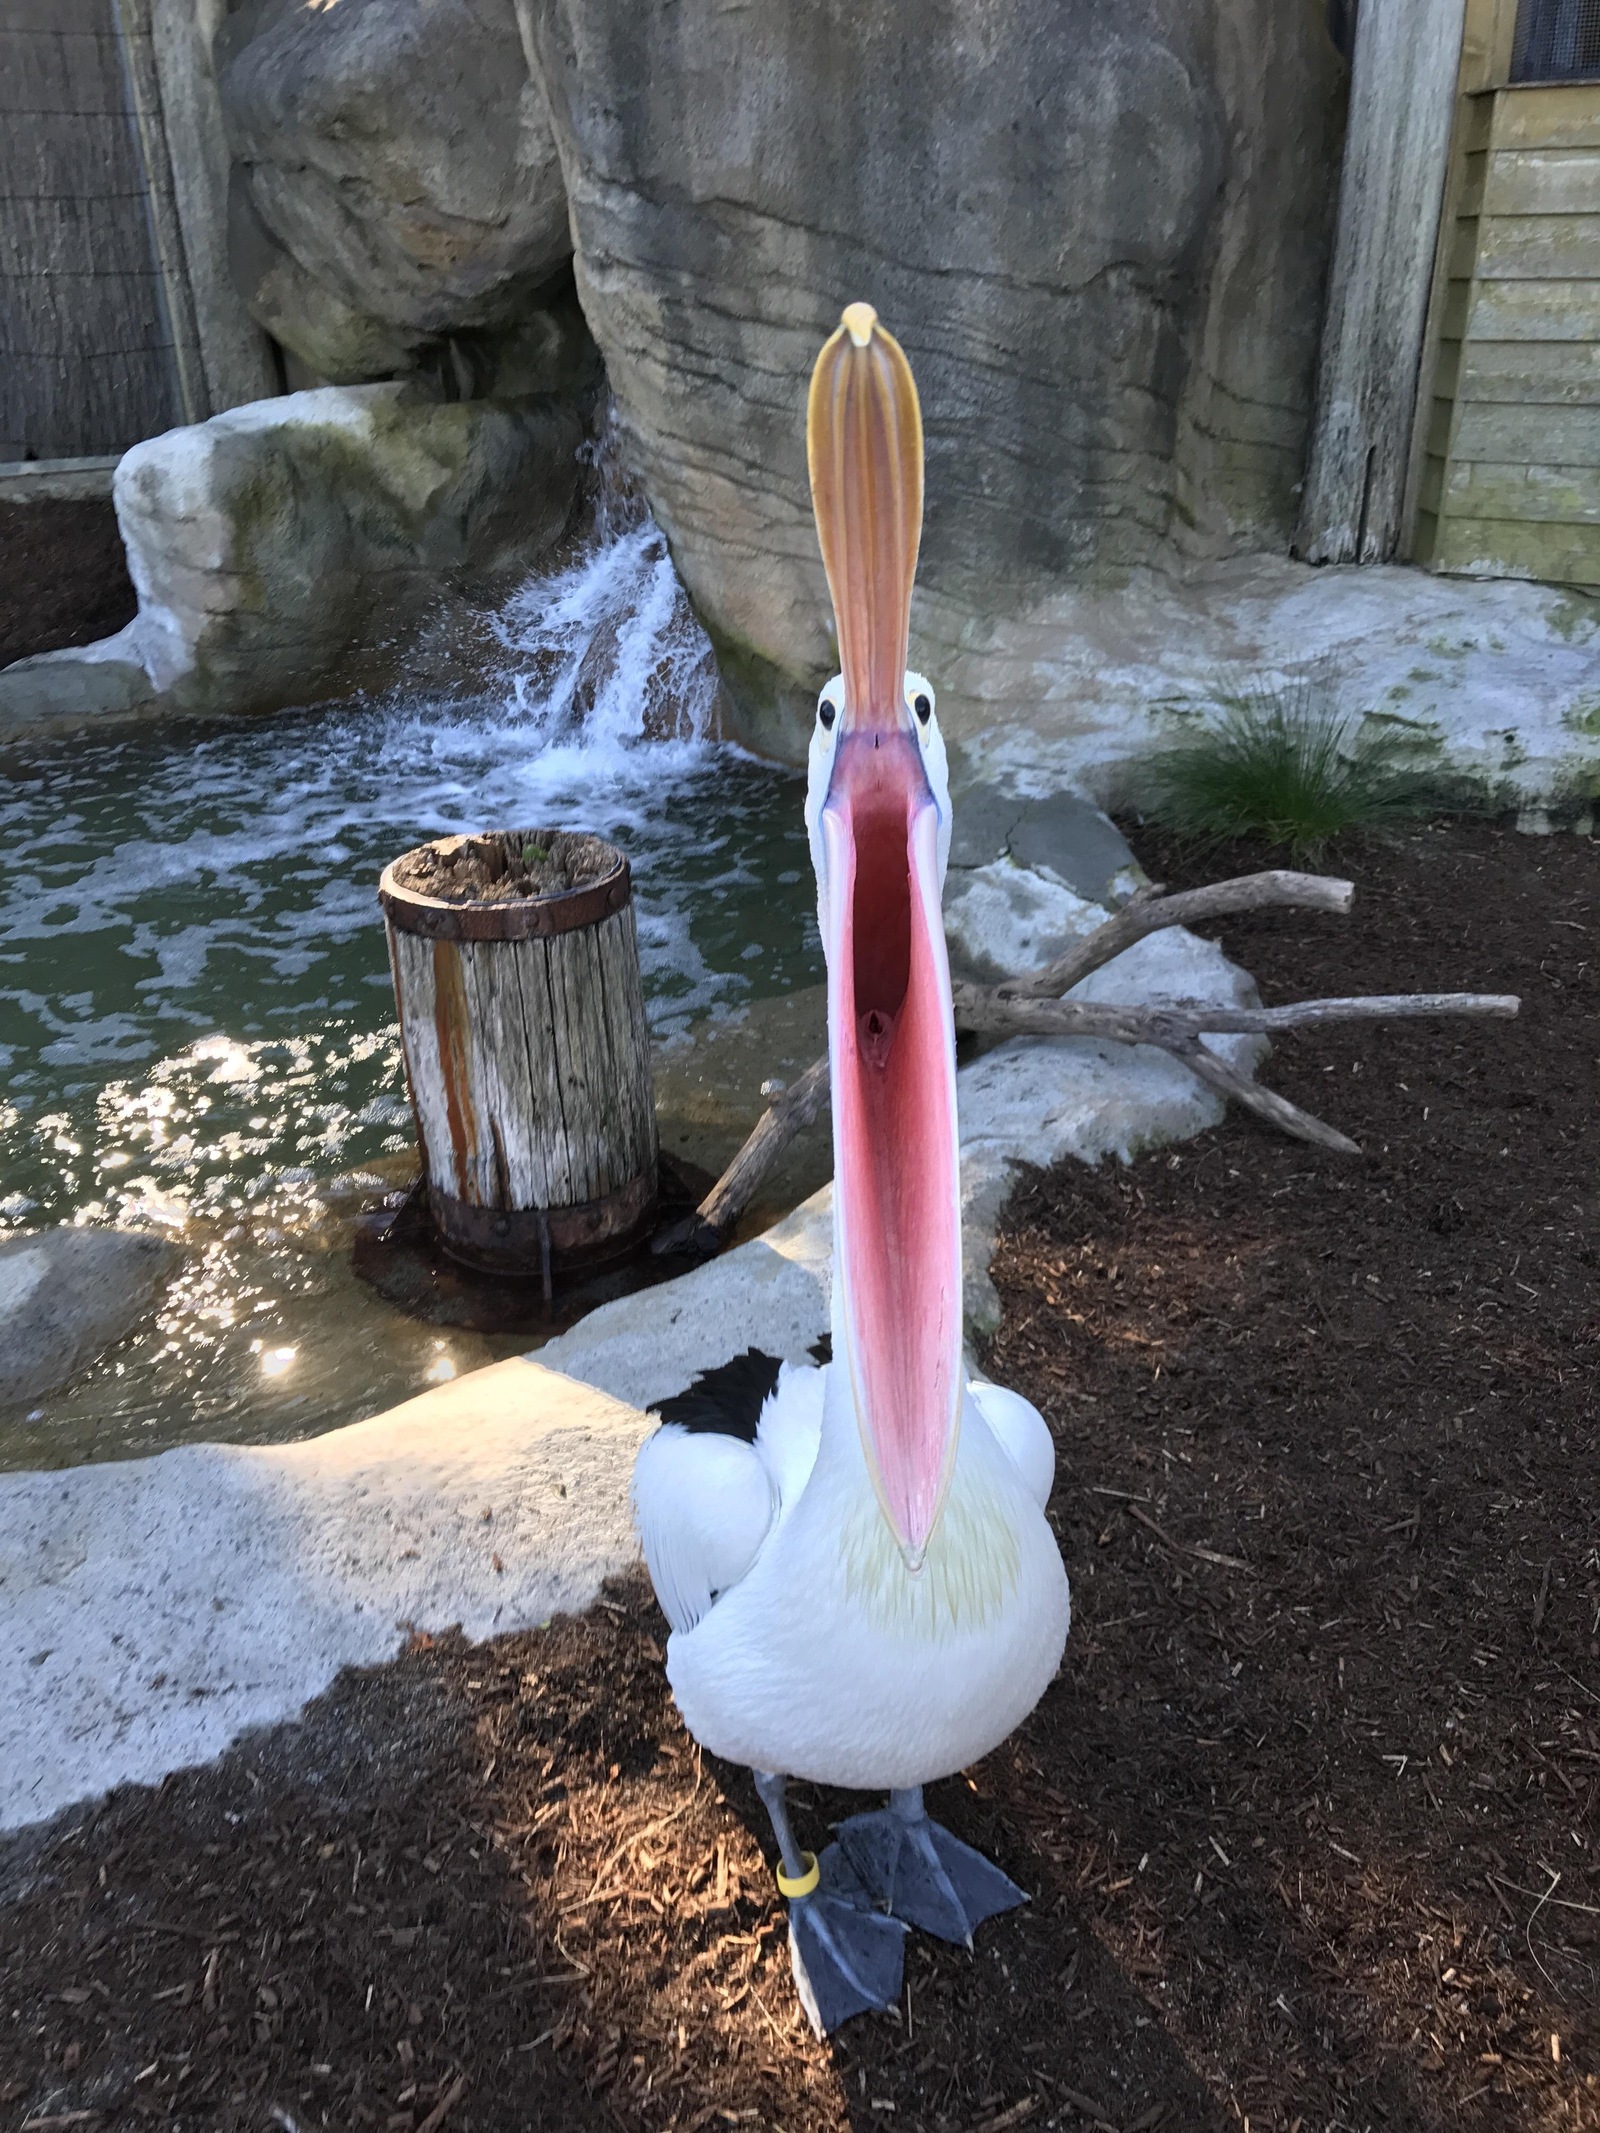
[219,0,572,383]
[0,384,585,728]
[519,0,1347,756]
[0,1229,182,1412]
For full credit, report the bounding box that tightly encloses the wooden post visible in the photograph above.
[1297,0,1469,562]
[112,0,209,427]
[380,831,659,1282]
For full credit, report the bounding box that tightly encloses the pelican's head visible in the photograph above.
[804,303,961,1572]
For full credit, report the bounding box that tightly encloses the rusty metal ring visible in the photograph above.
[379,833,632,943]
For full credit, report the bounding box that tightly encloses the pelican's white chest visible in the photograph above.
[664,1382,1070,1790]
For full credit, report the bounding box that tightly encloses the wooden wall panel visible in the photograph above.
[1430,514,1600,576]
[1492,83,1600,146]
[1484,146,1600,212]
[1458,337,1600,395]
[1475,211,1600,274]
[1413,78,1600,585]
[1453,400,1600,458]
[1435,457,1600,519]
[1466,273,1600,334]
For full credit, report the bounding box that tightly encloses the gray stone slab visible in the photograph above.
[0,1227,181,1410]
[0,642,155,725]
[1007,793,1141,903]
[948,778,1139,907]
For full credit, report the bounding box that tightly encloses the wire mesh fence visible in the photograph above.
[1512,0,1600,81]
[0,1,181,461]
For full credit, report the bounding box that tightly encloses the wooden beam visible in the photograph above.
[112,0,209,426]
[1297,0,1469,562]
[1458,0,1521,92]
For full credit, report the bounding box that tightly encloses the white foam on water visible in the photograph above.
[0,508,819,1235]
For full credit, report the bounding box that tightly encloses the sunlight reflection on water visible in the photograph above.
[0,521,820,1235]
[0,513,822,1466]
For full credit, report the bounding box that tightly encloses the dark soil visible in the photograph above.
[0,500,137,665]
[391,832,619,905]
[3,820,1597,2133]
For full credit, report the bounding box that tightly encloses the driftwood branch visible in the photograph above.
[652,1055,830,1257]
[1163,1035,1359,1156]
[657,866,1520,1259]
[951,987,1521,1043]
[1007,870,1354,998]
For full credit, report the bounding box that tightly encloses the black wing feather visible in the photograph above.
[649,1347,784,1443]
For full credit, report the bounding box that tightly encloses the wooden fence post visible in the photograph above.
[145,0,281,414]
[1297,0,1469,563]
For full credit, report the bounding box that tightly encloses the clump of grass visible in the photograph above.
[1138,675,1445,860]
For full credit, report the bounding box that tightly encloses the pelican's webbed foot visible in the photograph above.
[788,1873,908,2037]
[832,1786,1026,1946]
[754,1770,906,2035]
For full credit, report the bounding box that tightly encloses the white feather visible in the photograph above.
[968,1380,1056,1509]
[664,1366,1070,1790]
[755,1361,824,1506]
[631,1424,774,1635]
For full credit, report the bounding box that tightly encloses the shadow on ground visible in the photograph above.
[2,822,1596,2133]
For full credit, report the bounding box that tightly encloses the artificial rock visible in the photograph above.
[0,1227,182,1412]
[0,384,584,726]
[219,0,572,383]
[519,0,1348,752]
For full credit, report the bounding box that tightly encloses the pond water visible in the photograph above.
[0,518,825,1470]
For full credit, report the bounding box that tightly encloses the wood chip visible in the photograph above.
[415,2072,468,2133]
[967,2100,1038,2133]
[1056,2089,1118,2130]
[1531,1560,1552,1633]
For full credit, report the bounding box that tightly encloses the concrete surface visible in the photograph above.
[0,1359,649,1832]
[923,552,1600,817]
[0,456,120,503]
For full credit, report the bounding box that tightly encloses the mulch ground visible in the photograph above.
[0,500,137,666]
[2,819,1597,2133]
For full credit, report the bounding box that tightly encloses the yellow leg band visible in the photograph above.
[776,1851,820,1899]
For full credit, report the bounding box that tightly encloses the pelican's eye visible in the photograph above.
[913,693,932,724]
[819,697,836,729]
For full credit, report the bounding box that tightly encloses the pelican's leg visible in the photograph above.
[833,1785,1026,1946]
[752,1770,906,2036]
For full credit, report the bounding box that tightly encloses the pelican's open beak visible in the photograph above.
[809,303,962,1570]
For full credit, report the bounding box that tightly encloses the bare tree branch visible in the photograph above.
[1008,870,1355,999]
[952,986,1520,1042]
[652,1055,829,1258]
[655,868,1518,1258]
[1163,1036,1360,1155]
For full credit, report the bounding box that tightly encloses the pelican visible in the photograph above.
[633,303,1070,2034]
